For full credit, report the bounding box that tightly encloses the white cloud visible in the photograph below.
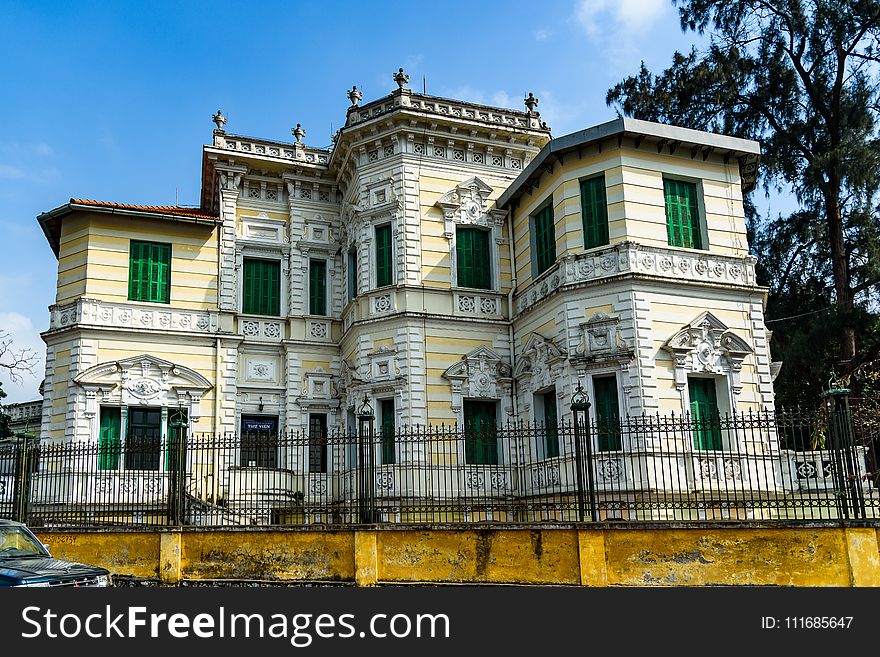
[534,28,550,41]
[574,0,673,74]
[0,164,25,180]
[576,0,667,34]
[0,312,44,404]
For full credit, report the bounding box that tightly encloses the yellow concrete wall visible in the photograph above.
[56,215,90,304]
[36,526,880,587]
[55,212,218,309]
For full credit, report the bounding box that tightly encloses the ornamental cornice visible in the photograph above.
[514,242,759,315]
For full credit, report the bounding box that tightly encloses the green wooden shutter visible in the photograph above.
[464,400,498,465]
[542,392,559,458]
[580,176,609,249]
[456,227,491,289]
[380,399,395,465]
[664,180,703,250]
[593,375,621,451]
[533,205,556,275]
[473,228,490,289]
[309,260,327,316]
[376,224,393,287]
[98,407,121,470]
[128,241,170,303]
[348,248,358,299]
[243,259,280,316]
[457,227,473,288]
[689,378,722,450]
[164,408,188,472]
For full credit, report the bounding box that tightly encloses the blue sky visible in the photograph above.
[0,0,784,402]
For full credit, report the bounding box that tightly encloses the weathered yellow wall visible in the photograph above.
[378,529,581,584]
[40,531,161,579]
[37,526,880,587]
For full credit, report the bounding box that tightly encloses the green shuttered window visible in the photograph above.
[580,176,609,249]
[128,241,171,303]
[375,224,393,288]
[380,399,395,465]
[309,259,327,316]
[242,258,281,316]
[98,407,121,470]
[532,204,556,276]
[593,375,621,451]
[689,377,723,450]
[456,227,491,289]
[347,248,358,300]
[542,391,559,458]
[664,179,703,249]
[464,400,498,465]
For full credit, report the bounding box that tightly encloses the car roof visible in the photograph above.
[0,520,26,528]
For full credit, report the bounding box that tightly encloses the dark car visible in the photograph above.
[0,520,111,587]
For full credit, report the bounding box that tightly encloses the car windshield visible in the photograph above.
[0,526,47,558]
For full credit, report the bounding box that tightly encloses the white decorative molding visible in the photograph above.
[245,358,277,383]
[371,292,394,315]
[308,320,330,340]
[515,242,758,315]
[454,292,503,317]
[239,317,283,341]
[49,299,217,334]
[74,354,211,423]
[442,345,513,414]
[514,333,567,393]
[661,311,753,397]
[569,313,634,373]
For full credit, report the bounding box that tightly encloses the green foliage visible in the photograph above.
[607,0,880,402]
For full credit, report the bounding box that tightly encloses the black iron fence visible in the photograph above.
[0,407,877,528]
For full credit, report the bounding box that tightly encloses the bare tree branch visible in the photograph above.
[0,331,39,384]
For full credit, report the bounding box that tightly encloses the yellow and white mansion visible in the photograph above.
[36,69,772,463]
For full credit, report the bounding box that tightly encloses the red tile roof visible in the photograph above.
[69,199,219,221]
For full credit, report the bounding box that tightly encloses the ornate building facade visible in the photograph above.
[36,69,773,470]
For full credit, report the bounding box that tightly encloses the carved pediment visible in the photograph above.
[662,311,753,372]
[514,333,567,391]
[74,354,212,421]
[443,345,512,412]
[436,177,497,234]
[662,312,754,395]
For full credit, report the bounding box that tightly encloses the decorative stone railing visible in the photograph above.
[238,316,284,342]
[515,242,758,314]
[347,93,545,132]
[5,401,43,423]
[453,291,504,318]
[215,134,330,165]
[49,299,219,334]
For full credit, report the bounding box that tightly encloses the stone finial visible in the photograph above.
[212,110,227,131]
[292,123,306,143]
[524,93,538,113]
[347,85,363,106]
[393,67,410,90]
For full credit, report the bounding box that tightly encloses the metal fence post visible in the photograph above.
[12,434,31,524]
[571,383,597,522]
[823,380,865,520]
[168,407,188,526]
[357,395,375,523]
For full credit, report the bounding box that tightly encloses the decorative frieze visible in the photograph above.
[49,299,217,334]
[515,242,758,315]
[239,318,284,341]
[454,292,502,317]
